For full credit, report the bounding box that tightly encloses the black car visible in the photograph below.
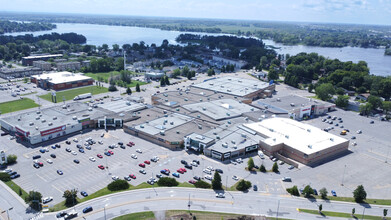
[33,163,40,168]
[65,141,71,145]
[76,144,82,149]
[9,171,17,176]
[192,159,200,165]
[193,176,201,180]
[184,164,193,169]
[50,154,56,158]
[32,155,41,159]
[254,165,259,169]
[65,148,71,152]
[55,144,61,148]
[83,206,93,213]
[118,142,123,145]
[181,160,187,165]
[80,191,88,197]
[73,159,80,164]
[216,169,223,174]
[253,184,258,191]
[10,174,20,179]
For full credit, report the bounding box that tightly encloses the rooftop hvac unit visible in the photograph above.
[176,130,180,134]
[200,99,203,102]
[62,105,67,109]
[198,125,202,129]
[227,89,231,92]
[238,80,242,82]
[231,140,236,144]
[160,130,165,136]
[202,107,206,111]
[48,122,53,126]
[308,145,312,149]
[244,117,249,121]
[221,85,224,88]
[222,143,228,148]
[290,103,295,107]
[213,132,217,135]
[41,119,46,123]
[209,83,214,85]
[164,119,168,123]
[269,128,274,132]
[216,135,220,139]
[184,98,188,101]
[176,108,180,111]
[140,125,144,128]
[226,113,230,116]
[29,122,34,126]
[36,111,40,114]
[170,122,174,125]
[72,116,77,120]
[197,115,201,118]
[285,135,289,139]
[227,120,231,124]
[277,98,281,101]
[207,98,210,101]
[165,99,168,102]
[330,138,334,142]
[273,138,276,142]
[35,127,39,130]
[88,107,92,111]
[232,145,237,149]
[228,78,231,81]
[164,114,168,117]
[36,116,40,120]
[241,133,247,138]
[251,108,254,111]
[307,129,311,132]
[53,116,57,120]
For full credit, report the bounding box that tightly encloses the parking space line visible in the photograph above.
[35,173,49,182]
[51,184,64,194]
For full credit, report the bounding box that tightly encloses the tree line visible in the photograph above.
[0,20,56,34]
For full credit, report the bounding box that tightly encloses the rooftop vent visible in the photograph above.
[53,116,57,120]
[308,145,312,149]
[170,122,174,125]
[330,138,334,142]
[72,116,77,120]
[140,125,144,128]
[29,122,34,126]
[277,98,281,101]
[41,119,46,123]
[227,120,231,124]
[176,130,180,134]
[36,111,40,114]
[222,142,228,148]
[285,135,289,139]
[209,83,214,86]
[35,127,39,130]
[48,122,53,126]
[307,129,311,132]
[202,107,206,111]
[290,103,295,107]
[160,130,165,136]
[231,140,236,144]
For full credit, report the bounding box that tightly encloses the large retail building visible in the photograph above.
[31,72,94,91]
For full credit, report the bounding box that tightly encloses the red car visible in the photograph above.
[188,180,196,184]
[129,141,135,146]
[144,160,150,165]
[129,174,136,179]
[108,150,114,155]
[177,169,184,174]
[181,168,187,172]
[98,165,105,170]
[164,169,170,173]
[97,154,103,158]
[139,163,145,168]
[38,162,44,166]
[126,143,132,147]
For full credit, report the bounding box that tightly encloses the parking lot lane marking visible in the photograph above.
[51,184,64,194]
[36,173,49,182]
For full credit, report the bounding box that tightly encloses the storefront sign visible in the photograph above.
[40,125,66,136]
[15,126,30,137]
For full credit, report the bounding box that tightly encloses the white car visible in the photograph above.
[73,138,78,142]
[232,175,239,181]
[42,197,53,204]
[112,176,119,180]
[205,175,213,180]
[203,169,212,175]
[230,160,237,165]
[216,193,225,198]
[100,133,105,137]
[356,130,362,134]
[47,159,53,164]
[71,151,77,155]
[236,158,243,163]
[89,157,96,162]
[131,154,138,159]
[136,149,142,153]
[191,162,198,167]
[98,140,103,145]
[206,166,214,171]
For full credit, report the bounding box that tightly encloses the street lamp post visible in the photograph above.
[276,200,280,220]
[341,165,347,186]
[188,193,191,215]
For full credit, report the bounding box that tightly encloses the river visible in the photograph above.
[6,23,391,76]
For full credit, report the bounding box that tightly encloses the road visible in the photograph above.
[22,187,388,220]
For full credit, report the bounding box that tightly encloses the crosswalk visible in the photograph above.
[29,212,43,220]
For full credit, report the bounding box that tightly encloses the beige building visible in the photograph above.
[56,62,81,71]
[243,117,349,165]
[33,61,52,71]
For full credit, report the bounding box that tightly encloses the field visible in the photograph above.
[0,98,39,114]
[85,72,148,88]
[39,86,109,103]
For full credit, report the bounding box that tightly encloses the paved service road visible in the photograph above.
[32,187,391,220]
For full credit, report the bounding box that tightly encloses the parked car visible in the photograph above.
[124,176,131,181]
[80,191,88,197]
[57,170,63,175]
[89,157,96,162]
[193,176,201,181]
[129,174,136,179]
[184,164,192,169]
[139,169,146,174]
[131,154,137,159]
[65,148,71,152]
[181,160,187,165]
[144,160,150,164]
[216,169,223,174]
[156,174,163,178]
[136,149,142,153]
[98,165,105,170]
[172,172,180,178]
[82,206,93,213]
[205,175,213,181]
[232,175,239,181]
[73,159,80,164]
[216,193,225,198]
[112,176,119,180]
[97,154,103,158]
[65,141,71,145]
[43,197,53,204]
[331,190,337,196]
[253,185,258,191]
[50,154,56,158]
[139,163,145,168]
[188,180,196,184]
[313,189,318,195]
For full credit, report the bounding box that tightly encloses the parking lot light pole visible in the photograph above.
[276,200,280,220]
[341,165,346,186]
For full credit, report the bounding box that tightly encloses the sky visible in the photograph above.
[0,0,390,25]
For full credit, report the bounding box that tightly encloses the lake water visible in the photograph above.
[6,23,391,76]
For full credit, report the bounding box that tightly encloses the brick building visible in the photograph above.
[31,72,94,91]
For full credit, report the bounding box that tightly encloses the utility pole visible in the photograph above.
[362,207,366,220]
[188,193,191,215]
[276,200,280,220]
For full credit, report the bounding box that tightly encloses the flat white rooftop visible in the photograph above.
[32,72,92,84]
[192,76,270,97]
[243,117,348,155]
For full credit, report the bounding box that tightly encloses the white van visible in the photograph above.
[258,151,264,159]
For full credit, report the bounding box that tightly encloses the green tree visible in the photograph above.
[318,204,322,213]
[207,68,215,76]
[23,77,29,83]
[368,95,383,109]
[247,157,255,171]
[212,171,222,190]
[267,66,279,81]
[384,209,388,218]
[108,179,129,191]
[352,208,355,217]
[182,65,190,76]
[63,189,78,207]
[359,103,373,116]
[136,83,141,92]
[260,164,266,172]
[157,177,179,187]
[126,87,132,95]
[19,187,22,196]
[319,187,328,199]
[259,56,268,70]
[353,185,367,203]
[272,162,279,172]
[112,44,120,52]
[164,76,170,85]
[160,77,166,86]
[302,185,314,197]
[25,191,42,210]
[286,185,300,196]
[108,84,118,92]
[0,172,11,182]
[172,69,181,78]
[335,95,349,108]
[236,179,252,191]
[6,154,17,164]
[308,84,314,93]
[187,71,192,80]
[315,83,335,101]
[382,101,391,115]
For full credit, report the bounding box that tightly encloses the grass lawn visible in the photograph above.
[84,72,148,88]
[112,211,155,220]
[312,195,391,206]
[178,182,195,188]
[166,210,248,220]
[39,86,109,103]
[4,180,29,200]
[0,98,39,114]
[299,208,391,220]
